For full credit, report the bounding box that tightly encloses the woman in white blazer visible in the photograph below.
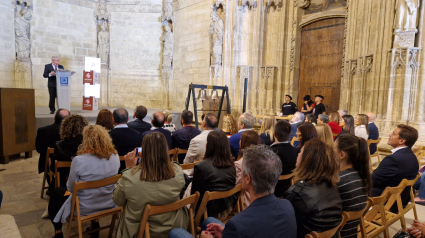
[354,114,369,141]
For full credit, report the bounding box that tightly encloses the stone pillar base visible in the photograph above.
[14,60,32,88]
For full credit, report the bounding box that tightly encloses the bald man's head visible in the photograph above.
[152,111,165,127]
[54,109,70,124]
[204,113,218,129]
[366,112,376,123]
[113,108,129,124]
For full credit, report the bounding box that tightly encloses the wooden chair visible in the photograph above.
[119,156,125,161]
[169,148,178,162]
[65,175,123,238]
[332,133,338,138]
[194,184,243,232]
[359,189,392,238]
[304,219,344,238]
[372,180,408,230]
[290,137,299,146]
[279,173,295,186]
[54,161,72,188]
[414,146,423,157]
[180,160,202,170]
[367,138,381,169]
[175,148,188,163]
[40,147,55,198]
[401,174,421,222]
[338,200,371,232]
[137,192,200,238]
[416,149,425,167]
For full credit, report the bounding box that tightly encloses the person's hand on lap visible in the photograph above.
[124,149,138,169]
[408,220,425,238]
[200,231,214,238]
[205,223,224,238]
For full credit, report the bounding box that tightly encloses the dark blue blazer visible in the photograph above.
[141,127,172,150]
[372,147,419,206]
[43,64,64,87]
[290,122,301,148]
[222,194,297,238]
[229,131,243,159]
[368,122,379,154]
[127,118,152,135]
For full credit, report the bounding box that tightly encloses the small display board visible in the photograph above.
[82,70,100,111]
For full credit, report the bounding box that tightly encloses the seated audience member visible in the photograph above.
[113,132,187,238]
[36,109,70,174]
[335,134,372,238]
[284,138,343,238]
[315,123,334,148]
[259,115,275,146]
[304,113,317,126]
[127,105,152,135]
[366,112,379,154]
[109,108,142,172]
[184,113,218,176]
[141,111,172,149]
[271,120,298,197]
[163,110,177,134]
[328,111,342,138]
[335,115,355,140]
[313,95,326,118]
[235,131,261,207]
[317,114,329,124]
[229,113,255,159]
[49,125,120,238]
[172,110,201,164]
[338,109,348,120]
[290,112,305,147]
[169,145,297,238]
[301,95,315,115]
[281,94,297,116]
[372,125,419,208]
[191,131,236,220]
[95,109,114,131]
[50,115,88,188]
[355,114,369,141]
[221,114,238,136]
[295,122,318,153]
[413,173,425,205]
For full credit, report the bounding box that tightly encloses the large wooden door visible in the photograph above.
[297,18,345,113]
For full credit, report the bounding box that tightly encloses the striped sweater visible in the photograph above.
[337,168,368,238]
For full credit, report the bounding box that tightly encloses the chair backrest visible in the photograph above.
[137,192,200,238]
[363,188,392,224]
[407,174,421,204]
[169,148,178,162]
[177,149,188,155]
[46,147,55,170]
[194,184,243,230]
[305,218,344,238]
[367,137,381,146]
[119,156,125,161]
[180,160,202,170]
[339,199,371,236]
[55,161,72,188]
[413,146,423,157]
[290,137,298,146]
[383,179,408,212]
[332,133,338,137]
[279,173,295,186]
[358,198,375,238]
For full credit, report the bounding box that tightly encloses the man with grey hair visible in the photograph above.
[317,114,329,124]
[43,56,64,114]
[229,113,255,159]
[168,145,297,238]
[366,112,379,154]
[338,109,348,120]
[289,111,304,143]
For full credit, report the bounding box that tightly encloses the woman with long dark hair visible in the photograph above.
[295,122,318,154]
[335,115,355,140]
[191,131,236,221]
[335,133,372,238]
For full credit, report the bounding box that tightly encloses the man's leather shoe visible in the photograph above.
[50,111,54,114]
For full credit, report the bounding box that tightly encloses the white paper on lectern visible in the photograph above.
[84,83,100,98]
[84,57,101,73]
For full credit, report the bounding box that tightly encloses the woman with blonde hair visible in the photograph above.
[162,110,176,134]
[113,132,187,238]
[315,123,334,148]
[260,115,276,146]
[50,125,120,238]
[221,114,238,136]
[328,111,342,138]
[354,114,369,141]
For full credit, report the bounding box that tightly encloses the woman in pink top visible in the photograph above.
[235,130,261,208]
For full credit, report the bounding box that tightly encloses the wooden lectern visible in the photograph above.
[0,88,36,164]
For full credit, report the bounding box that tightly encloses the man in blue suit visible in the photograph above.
[168,145,297,238]
[366,112,379,154]
[372,124,419,208]
[229,113,255,159]
[290,112,304,148]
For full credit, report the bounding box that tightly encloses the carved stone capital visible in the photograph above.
[393,31,416,48]
[264,0,281,11]
[391,47,421,68]
[236,65,253,80]
[211,0,225,11]
[297,0,310,9]
[260,66,277,80]
[239,0,257,9]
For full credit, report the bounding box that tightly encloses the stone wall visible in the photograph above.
[0,1,16,88]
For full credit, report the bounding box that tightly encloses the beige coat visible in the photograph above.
[113,163,188,238]
[183,130,213,176]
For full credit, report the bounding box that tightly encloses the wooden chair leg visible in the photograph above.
[108,213,118,238]
[65,221,72,238]
[413,205,419,220]
[77,219,83,238]
[383,226,390,238]
[400,214,407,229]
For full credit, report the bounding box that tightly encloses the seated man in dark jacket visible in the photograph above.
[109,108,142,172]
[168,145,297,238]
[127,105,152,135]
[271,120,298,197]
[366,112,379,154]
[141,111,172,149]
[172,110,200,163]
[372,124,419,208]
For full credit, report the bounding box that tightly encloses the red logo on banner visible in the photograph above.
[83,97,93,110]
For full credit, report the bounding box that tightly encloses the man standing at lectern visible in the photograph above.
[43,56,64,114]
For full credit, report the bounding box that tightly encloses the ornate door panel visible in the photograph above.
[297,18,345,113]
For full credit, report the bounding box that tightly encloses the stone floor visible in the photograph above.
[0,151,424,237]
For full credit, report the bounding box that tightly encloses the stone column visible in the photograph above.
[161,0,174,110]
[260,66,277,115]
[13,1,32,88]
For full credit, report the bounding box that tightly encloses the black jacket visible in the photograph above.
[372,147,419,207]
[368,122,379,154]
[127,118,152,135]
[270,142,298,197]
[284,181,343,238]
[172,126,201,163]
[43,64,64,87]
[109,126,142,172]
[260,132,274,146]
[36,122,61,173]
[141,128,172,150]
[191,159,237,217]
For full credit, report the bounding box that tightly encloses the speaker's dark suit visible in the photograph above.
[109,126,142,172]
[368,122,379,154]
[270,142,298,197]
[372,147,419,207]
[43,64,64,111]
[35,122,61,173]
